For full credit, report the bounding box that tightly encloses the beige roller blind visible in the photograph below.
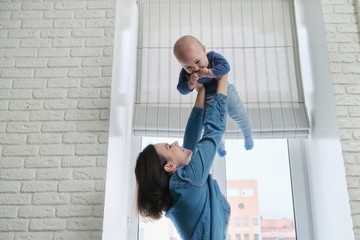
[133,0,310,138]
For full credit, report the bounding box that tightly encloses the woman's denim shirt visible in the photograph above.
[165,94,231,240]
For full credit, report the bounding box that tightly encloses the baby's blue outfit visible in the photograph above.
[177,51,254,157]
[165,94,231,240]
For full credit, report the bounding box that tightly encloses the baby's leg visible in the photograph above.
[217,137,227,157]
[227,83,254,150]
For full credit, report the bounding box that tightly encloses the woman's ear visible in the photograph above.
[164,163,176,173]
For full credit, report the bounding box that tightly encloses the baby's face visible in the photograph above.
[178,44,208,75]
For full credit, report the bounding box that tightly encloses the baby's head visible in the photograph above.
[173,35,209,74]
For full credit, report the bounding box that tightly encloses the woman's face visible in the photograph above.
[154,141,192,173]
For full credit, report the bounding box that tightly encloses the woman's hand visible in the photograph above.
[195,82,204,93]
[194,82,205,108]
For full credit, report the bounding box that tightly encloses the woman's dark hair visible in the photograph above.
[135,144,173,219]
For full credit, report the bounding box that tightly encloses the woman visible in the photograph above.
[135,74,230,240]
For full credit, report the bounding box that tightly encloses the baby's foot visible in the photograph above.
[244,136,254,150]
[218,138,227,157]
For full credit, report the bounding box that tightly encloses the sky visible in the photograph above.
[225,138,294,219]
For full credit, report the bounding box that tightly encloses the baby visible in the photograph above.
[173,35,254,157]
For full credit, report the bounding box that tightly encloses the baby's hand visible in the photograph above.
[188,72,199,90]
[197,67,214,78]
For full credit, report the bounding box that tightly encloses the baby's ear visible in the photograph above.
[164,163,176,173]
[202,45,206,52]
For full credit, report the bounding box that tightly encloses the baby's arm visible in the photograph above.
[198,51,230,79]
[197,67,215,79]
[177,69,193,95]
[177,69,201,94]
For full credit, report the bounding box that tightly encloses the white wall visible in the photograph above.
[320,0,360,238]
[296,0,355,239]
[0,1,116,239]
[101,0,139,240]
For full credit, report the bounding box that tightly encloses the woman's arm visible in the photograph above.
[216,72,228,95]
[194,83,205,108]
[182,75,228,185]
[182,83,205,152]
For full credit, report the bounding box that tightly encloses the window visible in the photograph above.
[226,139,296,240]
[138,216,180,240]
[253,217,259,226]
[235,217,241,227]
[241,188,254,197]
[243,217,249,227]
[133,2,310,237]
[137,138,298,240]
[134,0,310,138]
[133,1,310,236]
[235,233,241,240]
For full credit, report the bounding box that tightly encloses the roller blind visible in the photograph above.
[133,0,310,138]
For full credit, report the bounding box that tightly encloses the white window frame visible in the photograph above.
[102,0,355,240]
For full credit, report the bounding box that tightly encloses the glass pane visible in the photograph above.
[139,217,180,240]
[226,139,296,240]
[138,137,182,240]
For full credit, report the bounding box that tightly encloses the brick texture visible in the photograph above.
[1,0,359,239]
[321,0,360,238]
[0,0,115,238]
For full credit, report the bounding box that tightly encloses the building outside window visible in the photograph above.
[236,233,241,240]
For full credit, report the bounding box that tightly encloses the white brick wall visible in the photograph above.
[1,0,359,239]
[0,0,116,239]
[321,0,360,239]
